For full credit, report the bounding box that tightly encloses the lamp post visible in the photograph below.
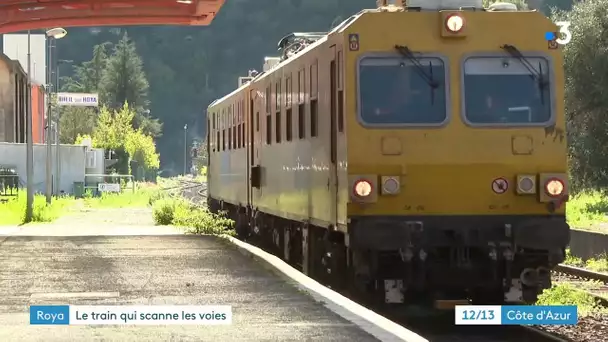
[184,124,188,176]
[45,27,67,204]
[54,59,72,196]
[25,31,34,221]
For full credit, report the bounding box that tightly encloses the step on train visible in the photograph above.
[205,0,570,307]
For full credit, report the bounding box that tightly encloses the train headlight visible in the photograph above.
[516,175,536,195]
[354,179,373,198]
[445,14,465,33]
[545,178,565,197]
[381,176,400,195]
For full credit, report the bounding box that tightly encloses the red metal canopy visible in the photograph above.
[0,0,226,34]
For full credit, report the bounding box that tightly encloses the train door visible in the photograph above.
[249,89,262,204]
[329,46,339,228]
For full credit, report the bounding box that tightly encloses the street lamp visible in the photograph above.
[45,27,67,204]
[184,124,188,176]
[54,59,72,197]
[25,31,34,222]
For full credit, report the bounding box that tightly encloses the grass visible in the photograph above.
[0,194,74,225]
[563,249,608,273]
[83,182,161,208]
[0,182,165,226]
[567,190,608,230]
[152,196,235,236]
[536,283,607,316]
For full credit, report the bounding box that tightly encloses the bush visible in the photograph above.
[151,197,235,236]
[152,198,176,225]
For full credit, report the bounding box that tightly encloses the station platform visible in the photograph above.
[0,208,427,342]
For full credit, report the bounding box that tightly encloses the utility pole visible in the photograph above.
[184,124,188,176]
[44,28,67,203]
[25,31,34,222]
[45,35,53,204]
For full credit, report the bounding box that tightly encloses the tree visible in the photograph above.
[551,0,608,189]
[100,33,162,138]
[482,0,529,9]
[61,42,111,93]
[59,107,97,144]
[125,130,161,169]
[92,103,160,174]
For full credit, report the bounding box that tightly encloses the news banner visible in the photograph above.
[30,305,232,325]
[29,304,576,326]
[455,305,578,325]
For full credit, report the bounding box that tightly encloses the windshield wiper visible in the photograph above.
[395,45,438,103]
[395,45,439,89]
[501,44,548,103]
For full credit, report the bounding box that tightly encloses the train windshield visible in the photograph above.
[463,56,552,125]
[358,57,447,125]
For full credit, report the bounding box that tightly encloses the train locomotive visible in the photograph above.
[206,0,570,306]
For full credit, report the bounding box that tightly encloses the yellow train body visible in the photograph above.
[344,10,567,219]
[206,2,570,305]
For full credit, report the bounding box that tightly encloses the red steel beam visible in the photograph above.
[0,0,225,34]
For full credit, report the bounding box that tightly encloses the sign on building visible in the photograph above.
[57,93,99,107]
[98,183,120,193]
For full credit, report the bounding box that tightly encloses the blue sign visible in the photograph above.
[30,305,70,325]
[545,32,556,41]
[501,305,577,325]
[455,305,577,325]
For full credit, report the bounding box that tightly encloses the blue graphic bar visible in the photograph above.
[501,305,577,325]
[545,32,556,41]
[30,305,70,325]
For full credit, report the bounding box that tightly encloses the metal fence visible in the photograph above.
[0,169,19,202]
[84,174,135,197]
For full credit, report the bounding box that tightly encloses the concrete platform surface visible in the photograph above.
[0,232,381,341]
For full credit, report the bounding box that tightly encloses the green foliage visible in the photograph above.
[566,190,608,229]
[84,183,160,208]
[536,283,603,315]
[554,0,608,190]
[563,249,585,267]
[61,43,111,93]
[125,129,161,169]
[93,103,134,149]
[0,194,74,225]
[152,197,235,236]
[482,0,529,9]
[59,107,97,144]
[152,198,176,225]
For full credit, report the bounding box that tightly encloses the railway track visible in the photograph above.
[173,180,570,342]
[553,264,608,306]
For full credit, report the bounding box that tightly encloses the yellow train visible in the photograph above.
[206,0,570,305]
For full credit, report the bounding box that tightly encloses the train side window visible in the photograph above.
[298,68,306,139]
[266,113,272,145]
[310,61,318,137]
[211,112,215,152]
[256,112,260,132]
[286,75,293,141]
[337,50,344,133]
[228,115,232,151]
[266,86,271,114]
[241,99,245,148]
[276,80,282,143]
[298,104,305,139]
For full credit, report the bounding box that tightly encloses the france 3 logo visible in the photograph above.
[546,21,572,49]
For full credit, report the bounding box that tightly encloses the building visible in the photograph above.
[0,51,46,144]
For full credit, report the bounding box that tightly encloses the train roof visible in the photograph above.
[207,11,366,111]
